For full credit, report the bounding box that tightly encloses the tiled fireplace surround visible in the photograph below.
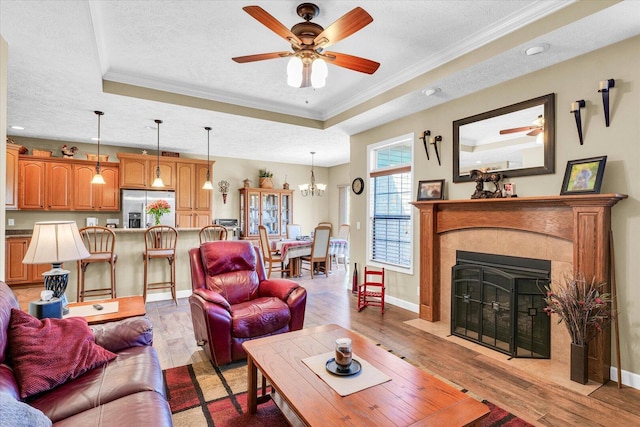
[412,194,626,386]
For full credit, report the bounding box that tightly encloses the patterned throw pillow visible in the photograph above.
[7,309,117,399]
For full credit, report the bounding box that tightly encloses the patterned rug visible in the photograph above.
[164,356,534,427]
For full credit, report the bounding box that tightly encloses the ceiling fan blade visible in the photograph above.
[314,7,373,49]
[527,128,543,137]
[300,64,312,88]
[324,51,380,74]
[499,126,538,135]
[232,52,292,63]
[242,5,302,45]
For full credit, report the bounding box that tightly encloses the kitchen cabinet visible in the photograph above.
[5,144,27,210]
[239,187,293,239]
[72,163,120,211]
[5,237,50,285]
[18,159,72,210]
[175,162,213,228]
[117,153,176,190]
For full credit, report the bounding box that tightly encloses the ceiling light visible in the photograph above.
[90,111,106,185]
[202,127,213,190]
[10,125,25,130]
[421,88,440,97]
[525,43,550,56]
[299,152,325,197]
[288,56,328,89]
[151,119,164,188]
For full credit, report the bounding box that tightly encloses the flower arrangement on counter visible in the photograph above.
[146,199,171,225]
[543,274,614,346]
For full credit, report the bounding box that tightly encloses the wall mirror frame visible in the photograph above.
[453,93,555,183]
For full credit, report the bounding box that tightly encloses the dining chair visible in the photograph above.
[286,223,302,240]
[301,225,331,279]
[258,225,285,278]
[333,223,350,269]
[199,224,228,244]
[318,222,333,237]
[143,225,178,304]
[77,226,117,301]
[357,266,385,313]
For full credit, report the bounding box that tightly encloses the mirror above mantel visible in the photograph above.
[453,93,555,182]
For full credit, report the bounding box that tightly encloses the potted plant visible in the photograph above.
[259,169,274,189]
[543,274,614,384]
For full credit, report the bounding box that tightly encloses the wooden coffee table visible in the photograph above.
[243,324,489,426]
[65,296,146,325]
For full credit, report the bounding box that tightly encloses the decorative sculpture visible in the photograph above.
[470,169,505,199]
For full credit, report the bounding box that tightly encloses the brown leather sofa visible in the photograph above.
[189,240,307,366]
[0,281,173,426]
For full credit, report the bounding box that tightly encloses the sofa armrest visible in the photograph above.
[258,278,300,301]
[91,316,153,353]
[193,288,231,312]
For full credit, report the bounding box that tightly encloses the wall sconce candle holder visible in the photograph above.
[419,130,431,160]
[570,100,586,145]
[218,180,230,204]
[598,79,615,127]
[431,135,443,166]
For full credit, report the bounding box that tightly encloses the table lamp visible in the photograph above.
[22,221,90,314]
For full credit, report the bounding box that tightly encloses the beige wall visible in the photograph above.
[1,36,8,280]
[350,35,640,376]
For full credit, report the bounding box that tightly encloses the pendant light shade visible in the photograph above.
[151,119,164,188]
[202,126,213,190]
[91,111,106,184]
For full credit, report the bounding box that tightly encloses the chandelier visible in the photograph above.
[299,151,326,197]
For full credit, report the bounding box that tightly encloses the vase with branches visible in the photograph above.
[543,274,614,383]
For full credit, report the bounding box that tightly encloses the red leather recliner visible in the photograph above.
[189,240,307,366]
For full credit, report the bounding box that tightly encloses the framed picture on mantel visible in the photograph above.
[560,156,607,195]
[417,179,445,201]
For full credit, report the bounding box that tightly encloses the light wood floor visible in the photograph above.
[14,268,640,426]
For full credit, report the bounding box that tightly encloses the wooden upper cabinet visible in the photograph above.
[176,163,195,210]
[118,153,176,190]
[46,162,72,210]
[6,144,26,210]
[119,156,147,188]
[72,164,120,211]
[19,159,46,209]
[195,163,212,211]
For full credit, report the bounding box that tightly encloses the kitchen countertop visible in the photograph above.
[5,227,201,237]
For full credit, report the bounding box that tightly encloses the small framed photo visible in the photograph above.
[417,179,445,201]
[560,156,607,195]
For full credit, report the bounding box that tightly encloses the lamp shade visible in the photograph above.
[22,221,90,264]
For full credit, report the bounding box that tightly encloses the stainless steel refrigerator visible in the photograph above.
[121,189,176,228]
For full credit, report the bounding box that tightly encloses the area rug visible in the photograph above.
[163,357,533,427]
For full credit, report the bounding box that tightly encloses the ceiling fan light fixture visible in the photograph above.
[287,56,304,87]
[311,58,327,88]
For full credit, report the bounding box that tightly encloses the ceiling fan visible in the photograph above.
[499,115,544,137]
[232,3,380,88]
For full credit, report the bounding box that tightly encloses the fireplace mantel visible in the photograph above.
[411,193,627,383]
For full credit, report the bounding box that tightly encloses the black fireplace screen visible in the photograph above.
[451,251,551,359]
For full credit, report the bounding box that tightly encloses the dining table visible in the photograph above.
[274,238,349,277]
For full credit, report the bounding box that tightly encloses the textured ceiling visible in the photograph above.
[2,1,639,167]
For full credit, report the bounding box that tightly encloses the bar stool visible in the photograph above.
[143,225,178,304]
[77,226,117,302]
[199,224,228,243]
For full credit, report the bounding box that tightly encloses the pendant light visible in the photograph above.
[151,119,164,188]
[202,126,213,190]
[90,111,106,184]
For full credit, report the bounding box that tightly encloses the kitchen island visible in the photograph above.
[6,227,205,303]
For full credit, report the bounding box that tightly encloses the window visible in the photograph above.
[367,134,413,273]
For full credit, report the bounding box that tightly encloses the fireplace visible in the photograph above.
[411,193,626,383]
[451,251,550,359]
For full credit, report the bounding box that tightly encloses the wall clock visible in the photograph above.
[352,177,364,195]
